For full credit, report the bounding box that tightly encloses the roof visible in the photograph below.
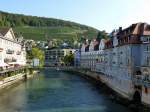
[46,47,60,50]
[85,44,90,52]
[117,23,150,37]
[0,33,2,37]
[0,28,10,36]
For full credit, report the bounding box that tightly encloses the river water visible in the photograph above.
[0,68,133,112]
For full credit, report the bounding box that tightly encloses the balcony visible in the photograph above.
[6,49,14,54]
[4,58,12,63]
[133,75,150,87]
[16,51,21,55]
[4,58,17,63]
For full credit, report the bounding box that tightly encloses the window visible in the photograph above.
[113,52,116,55]
[141,36,150,43]
[146,56,150,65]
[145,45,150,52]
[145,87,148,94]
[113,61,116,64]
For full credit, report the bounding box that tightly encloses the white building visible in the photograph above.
[0,28,26,69]
[80,23,150,105]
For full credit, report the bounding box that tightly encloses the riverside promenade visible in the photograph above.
[0,66,36,89]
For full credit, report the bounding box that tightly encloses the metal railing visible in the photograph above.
[0,66,27,74]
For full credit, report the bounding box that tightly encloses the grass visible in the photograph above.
[13,26,98,41]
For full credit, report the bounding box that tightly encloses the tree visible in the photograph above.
[63,54,74,66]
[27,47,44,67]
[97,31,108,39]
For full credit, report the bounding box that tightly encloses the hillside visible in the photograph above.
[0,11,99,42]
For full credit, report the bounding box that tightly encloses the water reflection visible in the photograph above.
[0,69,132,112]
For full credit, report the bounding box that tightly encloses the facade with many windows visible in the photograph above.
[79,23,150,105]
[0,28,26,69]
[45,48,75,66]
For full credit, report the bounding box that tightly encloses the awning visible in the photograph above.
[8,62,18,65]
[0,62,9,67]
[16,61,26,65]
[8,61,26,65]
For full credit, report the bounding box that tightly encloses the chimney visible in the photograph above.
[119,27,122,32]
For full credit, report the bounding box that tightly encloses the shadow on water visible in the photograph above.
[0,68,149,112]
[67,71,150,112]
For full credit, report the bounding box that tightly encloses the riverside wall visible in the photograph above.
[0,70,38,89]
[64,68,150,107]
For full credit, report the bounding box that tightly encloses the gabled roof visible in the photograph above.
[0,28,10,36]
[117,23,150,37]
[0,33,2,37]
[0,27,16,41]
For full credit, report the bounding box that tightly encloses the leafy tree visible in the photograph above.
[0,11,99,43]
[97,31,108,39]
[27,47,44,67]
[63,54,74,66]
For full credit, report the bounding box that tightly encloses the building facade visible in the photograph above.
[0,28,26,69]
[79,23,150,105]
[45,48,75,66]
[74,49,81,67]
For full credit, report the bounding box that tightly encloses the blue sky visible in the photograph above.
[0,0,150,32]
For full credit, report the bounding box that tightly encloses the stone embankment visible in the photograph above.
[0,69,38,90]
[63,68,150,112]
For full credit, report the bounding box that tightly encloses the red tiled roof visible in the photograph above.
[119,23,150,36]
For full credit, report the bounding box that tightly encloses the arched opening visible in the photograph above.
[133,91,141,104]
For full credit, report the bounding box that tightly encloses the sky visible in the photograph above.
[0,0,150,32]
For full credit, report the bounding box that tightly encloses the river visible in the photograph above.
[0,68,133,112]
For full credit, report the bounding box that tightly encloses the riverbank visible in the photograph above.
[0,69,38,90]
[0,68,135,112]
[63,68,150,112]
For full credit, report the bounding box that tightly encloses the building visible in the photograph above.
[45,47,75,66]
[0,28,26,69]
[32,58,40,67]
[74,49,81,67]
[79,23,150,105]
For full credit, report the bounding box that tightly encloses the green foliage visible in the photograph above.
[97,30,108,39]
[27,47,45,67]
[0,11,99,43]
[63,54,74,66]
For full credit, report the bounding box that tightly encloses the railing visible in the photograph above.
[133,75,150,87]
[43,66,74,71]
[4,58,17,63]
[0,66,27,74]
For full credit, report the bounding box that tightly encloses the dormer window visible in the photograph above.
[141,36,150,43]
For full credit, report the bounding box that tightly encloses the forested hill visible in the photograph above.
[0,11,95,29]
[0,11,99,42]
